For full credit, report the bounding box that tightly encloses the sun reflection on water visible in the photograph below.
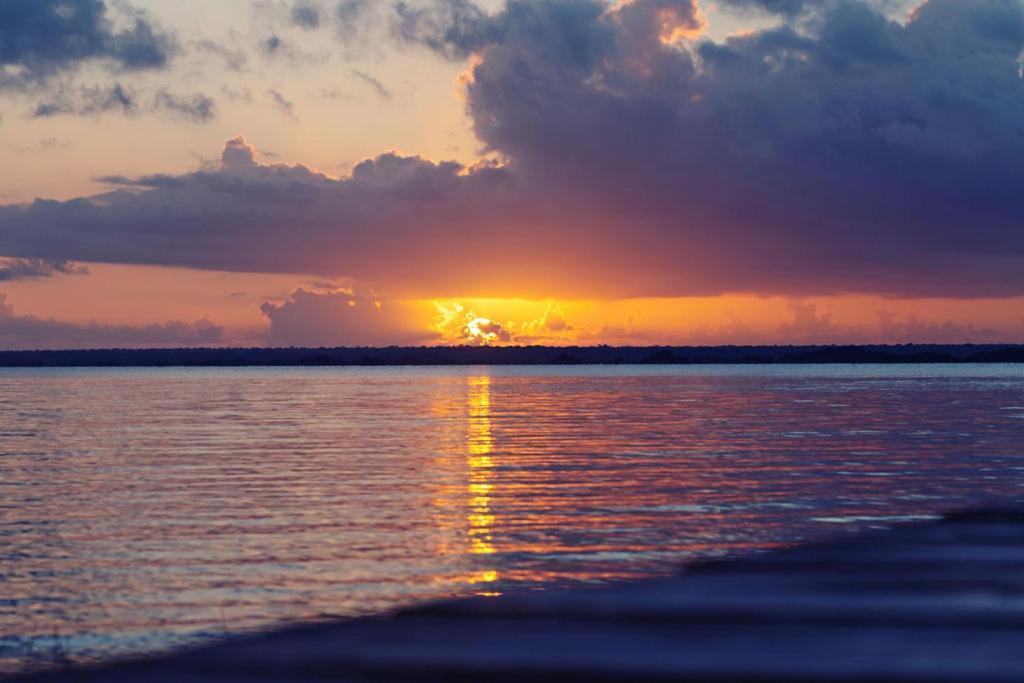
[466,375,500,594]
[5,367,1024,673]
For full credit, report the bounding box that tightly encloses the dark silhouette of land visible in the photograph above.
[1,344,1023,367]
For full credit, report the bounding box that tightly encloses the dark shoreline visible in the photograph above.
[10,507,1024,682]
[1,343,1024,367]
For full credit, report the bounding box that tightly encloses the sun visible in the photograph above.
[466,317,507,345]
[466,317,488,338]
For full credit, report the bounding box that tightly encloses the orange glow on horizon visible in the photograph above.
[1,261,1022,348]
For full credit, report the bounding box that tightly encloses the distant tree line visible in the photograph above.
[1,344,1023,367]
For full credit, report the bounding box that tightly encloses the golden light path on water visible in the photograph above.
[3,365,1024,673]
[466,376,501,594]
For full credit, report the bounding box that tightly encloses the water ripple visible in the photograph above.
[1,366,1023,672]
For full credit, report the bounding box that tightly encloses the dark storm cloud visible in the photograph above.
[447,0,1024,296]
[0,259,88,281]
[0,295,224,350]
[0,138,522,297]
[0,0,176,88]
[1,0,1024,299]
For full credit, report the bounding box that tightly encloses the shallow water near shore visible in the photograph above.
[2,364,1024,673]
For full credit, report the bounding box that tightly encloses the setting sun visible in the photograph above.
[466,317,507,345]
[2,0,1024,678]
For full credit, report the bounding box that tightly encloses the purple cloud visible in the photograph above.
[260,286,429,346]
[0,295,223,350]
[0,258,88,281]
[0,0,1023,299]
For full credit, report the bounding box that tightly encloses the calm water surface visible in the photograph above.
[2,364,1024,672]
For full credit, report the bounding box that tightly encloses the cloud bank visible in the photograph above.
[1,0,1024,299]
[0,258,88,281]
[260,285,429,346]
[0,294,223,350]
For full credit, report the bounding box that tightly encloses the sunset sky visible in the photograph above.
[1,0,1023,348]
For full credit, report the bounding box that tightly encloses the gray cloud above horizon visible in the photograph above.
[0,294,223,350]
[1,0,1024,299]
[0,258,88,281]
[261,286,429,346]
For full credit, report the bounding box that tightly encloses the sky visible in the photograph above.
[0,0,1023,349]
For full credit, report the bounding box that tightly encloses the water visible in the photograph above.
[2,364,1023,673]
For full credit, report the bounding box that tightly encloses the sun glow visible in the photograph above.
[432,301,517,345]
[425,295,1024,349]
[466,317,507,345]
